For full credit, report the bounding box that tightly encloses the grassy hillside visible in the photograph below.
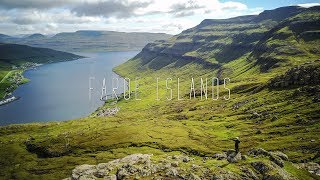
[0,31,172,52]
[0,6,319,180]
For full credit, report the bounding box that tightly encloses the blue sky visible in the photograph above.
[221,0,319,9]
[0,0,319,35]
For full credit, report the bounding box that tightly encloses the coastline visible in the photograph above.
[0,57,85,105]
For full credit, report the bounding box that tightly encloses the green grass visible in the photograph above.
[0,6,319,179]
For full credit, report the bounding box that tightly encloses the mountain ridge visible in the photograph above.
[0,31,173,52]
[117,5,320,76]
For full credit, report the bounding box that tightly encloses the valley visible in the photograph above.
[0,5,319,180]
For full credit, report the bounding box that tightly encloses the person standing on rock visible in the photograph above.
[233,137,240,153]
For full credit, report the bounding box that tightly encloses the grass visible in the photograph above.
[0,6,319,179]
[0,59,318,178]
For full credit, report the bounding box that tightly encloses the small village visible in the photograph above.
[0,62,41,106]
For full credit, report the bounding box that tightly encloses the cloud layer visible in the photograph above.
[0,0,317,35]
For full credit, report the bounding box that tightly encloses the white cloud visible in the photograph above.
[0,0,261,35]
[297,3,320,8]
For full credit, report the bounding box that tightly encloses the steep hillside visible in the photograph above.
[111,5,320,177]
[118,6,319,77]
[0,31,172,52]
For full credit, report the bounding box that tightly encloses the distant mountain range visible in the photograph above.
[0,31,172,52]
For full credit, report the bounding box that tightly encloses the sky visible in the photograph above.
[0,0,319,36]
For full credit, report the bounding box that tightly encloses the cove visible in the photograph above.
[0,51,138,126]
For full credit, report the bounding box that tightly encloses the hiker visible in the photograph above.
[233,137,240,153]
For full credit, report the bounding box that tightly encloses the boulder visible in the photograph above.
[240,167,259,180]
[211,169,241,180]
[71,164,96,180]
[248,148,287,167]
[251,161,270,174]
[185,173,201,180]
[226,149,237,156]
[297,162,320,176]
[269,154,284,167]
[171,161,179,167]
[213,153,227,160]
[116,167,128,180]
[183,156,191,162]
[166,168,179,176]
[227,152,242,163]
[252,112,261,118]
[272,151,289,161]
[251,161,293,179]
[104,174,117,180]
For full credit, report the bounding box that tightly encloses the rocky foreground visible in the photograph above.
[65,149,320,180]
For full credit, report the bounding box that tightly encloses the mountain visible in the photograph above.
[118,6,319,73]
[0,34,12,39]
[0,43,83,67]
[26,33,46,39]
[0,34,15,41]
[0,30,172,52]
[111,5,320,178]
[0,6,319,179]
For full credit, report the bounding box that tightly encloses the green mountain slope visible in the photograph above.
[0,31,172,52]
[0,6,319,180]
[117,6,319,73]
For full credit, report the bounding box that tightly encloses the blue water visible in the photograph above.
[0,51,138,126]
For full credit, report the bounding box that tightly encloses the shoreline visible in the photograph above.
[0,57,85,105]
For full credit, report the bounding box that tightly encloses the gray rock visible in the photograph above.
[117,167,128,180]
[94,169,107,178]
[272,151,289,161]
[211,170,241,180]
[191,164,201,170]
[78,176,95,180]
[213,153,227,160]
[72,164,96,180]
[251,161,293,179]
[248,148,288,167]
[185,173,201,180]
[227,152,242,163]
[252,112,261,118]
[240,167,258,180]
[269,154,284,167]
[104,174,117,180]
[251,161,270,174]
[183,156,191,162]
[226,149,237,157]
[241,155,247,160]
[166,168,179,176]
[171,161,179,167]
[297,162,320,176]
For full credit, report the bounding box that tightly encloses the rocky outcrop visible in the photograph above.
[67,154,203,180]
[295,162,320,176]
[248,148,287,167]
[67,150,317,180]
[269,62,320,88]
[251,161,293,179]
[95,107,120,117]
